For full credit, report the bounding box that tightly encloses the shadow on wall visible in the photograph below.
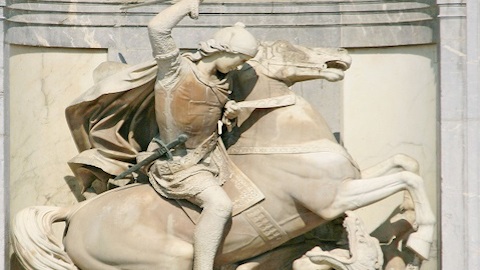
[10,253,26,270]
[65,176,87,202]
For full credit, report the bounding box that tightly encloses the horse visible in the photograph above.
[11,40,435,270]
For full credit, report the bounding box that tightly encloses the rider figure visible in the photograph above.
[143,0,258,269]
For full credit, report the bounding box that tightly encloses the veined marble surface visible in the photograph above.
[5,0,437,54]
[343,44,438,269]
[8,45,107,224]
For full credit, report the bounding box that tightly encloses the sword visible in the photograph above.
[121,0,165,10]
[113,134,188,180]
[121,0,201,19]
[120,0,200,11]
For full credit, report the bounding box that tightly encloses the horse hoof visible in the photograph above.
[406,227,434,260]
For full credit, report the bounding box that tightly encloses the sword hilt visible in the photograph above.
[113,134,188,180]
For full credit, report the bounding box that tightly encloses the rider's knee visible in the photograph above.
[202,193,233,218]
[212,197,233,218]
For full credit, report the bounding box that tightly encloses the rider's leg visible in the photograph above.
[192,185,233,270]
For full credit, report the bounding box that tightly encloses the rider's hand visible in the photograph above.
[223,100,241,120]
[172,0,203,19]
[222,100,240,132]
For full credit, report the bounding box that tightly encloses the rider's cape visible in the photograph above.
[65,60,160,191]
[66,60,266,216]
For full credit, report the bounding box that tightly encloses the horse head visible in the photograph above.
[250,40,352,85]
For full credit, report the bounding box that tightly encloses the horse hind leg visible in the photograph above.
[68,238,194,270]
[319,171,435,260]
[64,219,195,270]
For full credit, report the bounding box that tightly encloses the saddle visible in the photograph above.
[177,139,265,223]
[177,141,290,246]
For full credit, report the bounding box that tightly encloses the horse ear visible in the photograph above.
[252,42,268,61]
[259,41,272,47]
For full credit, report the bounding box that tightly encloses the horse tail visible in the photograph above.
[11,205,78,270]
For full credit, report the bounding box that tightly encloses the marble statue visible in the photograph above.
[11,1,435,269]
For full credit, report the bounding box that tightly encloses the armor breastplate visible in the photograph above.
[154,62,229,149]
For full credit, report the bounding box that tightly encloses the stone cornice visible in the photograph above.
[5,0,437,49]
[437,0,466,18]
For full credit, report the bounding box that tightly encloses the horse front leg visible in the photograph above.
[360,154,419,219]
[319,171,435,260]
[360,154,420,178]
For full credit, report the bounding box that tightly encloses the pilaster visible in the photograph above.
[438,0,480,268]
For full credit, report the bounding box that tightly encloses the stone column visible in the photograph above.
[438,0,480,269]
[0,0,6,267]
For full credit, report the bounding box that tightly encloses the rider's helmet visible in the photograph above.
[212,22,258,57]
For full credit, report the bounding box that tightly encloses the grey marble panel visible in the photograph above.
[5,0,437,49]
[438,0,480,269]
[0,0,6,269]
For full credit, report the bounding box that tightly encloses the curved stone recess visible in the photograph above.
[5,0,437,52]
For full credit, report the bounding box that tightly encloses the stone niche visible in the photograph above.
[5,0,438,269]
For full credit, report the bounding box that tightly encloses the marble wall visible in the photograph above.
[343,45,438,269]
[8,45,107,221]
[6,0,437,50]
[4,0,438,134]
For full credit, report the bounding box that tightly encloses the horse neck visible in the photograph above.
[232,63,292,102]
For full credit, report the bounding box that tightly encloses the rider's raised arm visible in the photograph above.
[148,0,199,87]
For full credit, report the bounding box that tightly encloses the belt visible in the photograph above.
[152,133,219,175]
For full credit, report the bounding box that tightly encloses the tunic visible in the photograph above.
[146,23,232,198]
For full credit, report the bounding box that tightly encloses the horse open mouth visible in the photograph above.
[319,60,349,81]
[326,60,349,71]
